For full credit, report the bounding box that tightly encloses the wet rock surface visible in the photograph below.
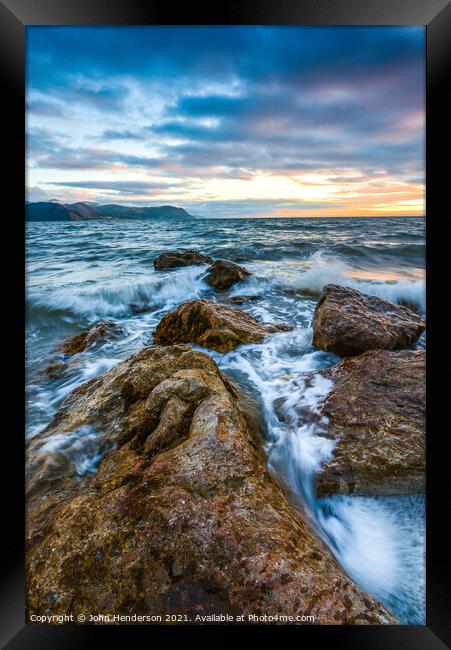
[129,303,153,315]
[219,295,261,305]
[204,259,252,291]
[61,321,123,355]
[43,361,68,380]
[26,345,396,624]
[312,284,425,357]
[153,299,292,352]
[153,250,213,270]
[312,350,425,496]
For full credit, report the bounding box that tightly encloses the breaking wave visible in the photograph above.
[27,266,208,321]
[277,251,425,311]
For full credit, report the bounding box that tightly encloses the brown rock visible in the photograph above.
[311,350,425,496]
[26,345,396,624]
[219,295,261,305]
[153,299,292,352]
[129,303,153,314]
[154,250,213,270]
[43,361,67,380]
[312,284,425,357]
[204,259,251,291]
[61,321,123,355]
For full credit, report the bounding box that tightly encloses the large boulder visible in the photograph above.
[312,284,425,357]
[154,250,213,270]
[204,259,251,291]
[153,299,291,352]
[279,350,424,497]
[61,321,123,355]
[27,345,395,624]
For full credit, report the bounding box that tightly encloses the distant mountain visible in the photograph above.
[25,202,92,222]
[94,204,190,219]
[66,202,99,219]
[25,201,192,222]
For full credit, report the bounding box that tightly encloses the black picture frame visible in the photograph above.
[2,0,450,647]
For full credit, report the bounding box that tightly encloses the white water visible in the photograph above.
[217,324,425,624]
[274,251,426,312]
[38,425,105,476]
[28,265,208,321]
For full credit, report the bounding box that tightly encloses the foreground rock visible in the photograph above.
[154,250,213,270]
[312,284,425,356]
[154,299,292,352]
[204,259,251,291]
[27,345,395,623]
[310,350,424,496]
[61,321,123,355]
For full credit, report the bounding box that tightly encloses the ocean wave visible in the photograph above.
[27,266,208,321]
[277,251,425,311]
[332,241,425,259]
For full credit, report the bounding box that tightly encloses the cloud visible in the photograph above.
[99,129,144,140]
[47,179,178,194]
[26,98,66,118]
[26,185,51,202]
[29,141,164,170]
[26,26,425,217]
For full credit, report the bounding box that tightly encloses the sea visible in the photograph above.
[26,216,426,624]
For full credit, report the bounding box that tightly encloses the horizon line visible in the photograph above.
[25,199,425,219]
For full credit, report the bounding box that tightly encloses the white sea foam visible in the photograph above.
[39,425,106,476]
[28,266,208,320]
[276,251,426,311]
[317,495,425,623]
[220,328,336,505]
[219,325,425,623]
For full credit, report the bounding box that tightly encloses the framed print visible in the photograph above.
[1,0,450,647]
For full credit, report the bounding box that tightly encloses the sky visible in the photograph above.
[26,26,425,218]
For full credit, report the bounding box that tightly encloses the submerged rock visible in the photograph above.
[43,361,67,380]
[27,345,396,624]
[312,350,425,496]
[219,295,261,305]
[204,259,251,291]
[61,321,123,355]
[312,284,425,356]
[129,303,153,314]
[153,299,292,352]
[153,250,213,270]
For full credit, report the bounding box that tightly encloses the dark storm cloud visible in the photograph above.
[48,180,178,194]
[26,26,423,89]
[26,98,66,118]
[27,132,164,170]
[99,129,144,140]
